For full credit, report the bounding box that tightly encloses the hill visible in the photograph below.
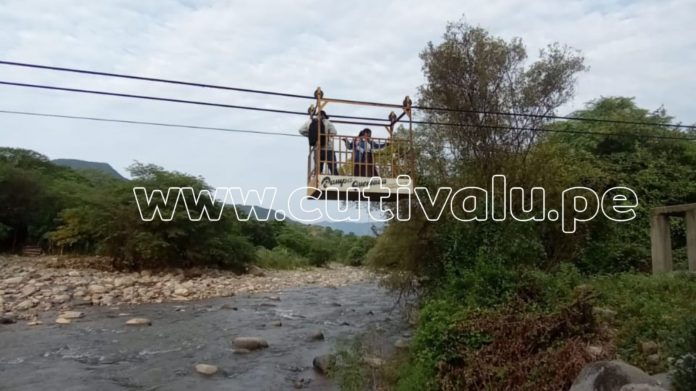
[52,159,126,180]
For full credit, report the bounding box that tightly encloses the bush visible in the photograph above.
[590,272,696,371]
[671,316,696,391]
[254,247,309,269]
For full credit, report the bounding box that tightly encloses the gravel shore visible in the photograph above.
[0,256,373,321]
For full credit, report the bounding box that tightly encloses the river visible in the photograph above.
[0,282,405,390]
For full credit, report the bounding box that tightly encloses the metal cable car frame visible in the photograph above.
[306,87,415,201]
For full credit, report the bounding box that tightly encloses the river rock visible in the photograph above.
[270,320,282,327]
[21,285,38,297]
[0,315,16,324]
[55,317,71,324]
[194,363,218,376]
[88,284,106,294]
[313,354,336,374]
[232,337,268,350]
[646,354,660,366]
[14,299,35,311]
[51,294,71,304]
[125,317,152,326]
[569,360,659,391]
[394,339,410,350]
[174,288,190,296]
[68,270,80,277]
[60,311,84,319]
[3,276,24,285]
[247,265,266,277]
[309,330,325,341]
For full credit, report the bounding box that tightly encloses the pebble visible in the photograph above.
[125,317,152,326]
[55,317,71,324]
[194,363,218,376]
[59,311,84,319]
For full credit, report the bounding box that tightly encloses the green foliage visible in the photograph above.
[590,272,696,371]
[254,246,309,269]
[671,316,696,391]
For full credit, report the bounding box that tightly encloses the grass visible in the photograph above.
[590,271,696,372]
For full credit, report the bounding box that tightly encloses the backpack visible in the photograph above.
[307,118,326,147]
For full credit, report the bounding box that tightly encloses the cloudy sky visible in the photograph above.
[1,0,694,217]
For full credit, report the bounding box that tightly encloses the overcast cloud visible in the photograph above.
[0,0,694,216]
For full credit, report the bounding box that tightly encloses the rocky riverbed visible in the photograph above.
[0,281,407,390]
[0,256,408,390]
[0,256,372,321]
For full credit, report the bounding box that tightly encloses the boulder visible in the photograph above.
[232,337,268,350]
[313,353,336,375]
[570,360,658,391]
[0,315,16,324]
[51,294,71,304]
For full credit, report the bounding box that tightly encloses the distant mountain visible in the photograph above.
[52,159,127,180]
[233,204,383,236]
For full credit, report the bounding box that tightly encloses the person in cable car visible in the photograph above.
[343,128,388,177]
[299,110,339,175]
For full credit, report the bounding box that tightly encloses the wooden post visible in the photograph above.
[686,210,696,272]
[650,214,673,273]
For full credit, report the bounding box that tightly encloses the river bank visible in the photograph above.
[0,255,373,322]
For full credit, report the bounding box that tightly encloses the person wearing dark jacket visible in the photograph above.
[299,110,339,175]
[343,128,388,177]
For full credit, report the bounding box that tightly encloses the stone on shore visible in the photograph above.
[570,360,659,391]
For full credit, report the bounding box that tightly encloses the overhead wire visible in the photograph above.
[2,59,695,131]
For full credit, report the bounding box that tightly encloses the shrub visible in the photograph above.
[671,316,696,391]
[254,247,309,269]
[590,272,696,371]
